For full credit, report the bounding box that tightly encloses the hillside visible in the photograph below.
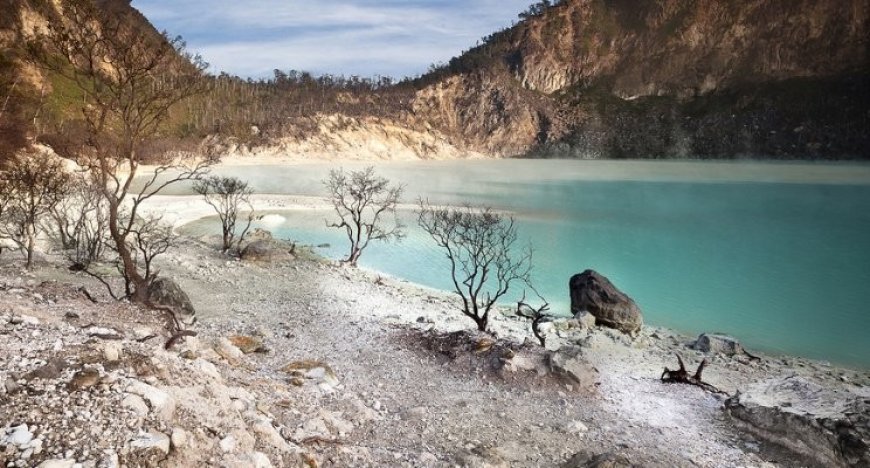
[411,0,870,159]
[1,0,869,161]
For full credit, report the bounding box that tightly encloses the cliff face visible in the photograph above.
[509,0,867,96]
[2,0,868,161]
[410,0,870,159]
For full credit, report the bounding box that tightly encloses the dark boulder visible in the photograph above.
[725,376,869,468]
[147,277,196,325]
[569,270,643,334]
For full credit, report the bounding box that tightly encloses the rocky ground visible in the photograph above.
[1,236,868,467]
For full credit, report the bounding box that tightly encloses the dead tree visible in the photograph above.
[418,201,532,332]
[661,354,726,395]
[324,167,404,266]
[49,174,109,268]
[25,0,213,302]
[193,176,255,253]
[515,288,551,346]
[0,153,70,268]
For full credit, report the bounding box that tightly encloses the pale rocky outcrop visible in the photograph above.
[725,376,869,467]
[693,333,744,356]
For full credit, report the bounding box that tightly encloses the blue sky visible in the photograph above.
[131,0,533,79]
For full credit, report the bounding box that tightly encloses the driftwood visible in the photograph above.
[661,354,727,395]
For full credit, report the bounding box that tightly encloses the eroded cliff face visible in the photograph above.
[509,0,868,97]
[408,0,870,159]
[410,72,563,157]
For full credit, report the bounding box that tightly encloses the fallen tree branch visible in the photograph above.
[661,354,727,395]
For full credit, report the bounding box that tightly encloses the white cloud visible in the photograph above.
[132,0,532,78]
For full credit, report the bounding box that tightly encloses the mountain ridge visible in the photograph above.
[1,0,868,161]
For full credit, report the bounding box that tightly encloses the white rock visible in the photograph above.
[249,452,274,468]
[20,314,41,325]
[122,394,150,417]
[560,420,589,435]
[215,338,245,362]
[170,428,188,449]
[36,460,76,468]
[126,380,175,420]
[129,431,170,456]
[133,326,155,340]
[194,358,222,381]
[251,420,290,452]
[4,424,33,446]
[102,342,122,362]
[220,434,238,453]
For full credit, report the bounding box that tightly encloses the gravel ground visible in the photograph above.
[2,237,867,467]
[155,236,868,467]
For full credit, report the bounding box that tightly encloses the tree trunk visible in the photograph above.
[108,200,147,302]
[474,316,488,332]
[25,228,34,269]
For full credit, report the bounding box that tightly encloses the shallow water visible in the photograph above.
[175,160,870,367]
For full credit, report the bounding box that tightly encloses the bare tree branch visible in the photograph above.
[418,200,532,332]
[324,167,404,266]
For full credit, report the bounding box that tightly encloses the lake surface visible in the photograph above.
[175,160,870,367]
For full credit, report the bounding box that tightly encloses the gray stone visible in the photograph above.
[693,333,744,356]
[128,431,170,464]
[126,380,176,420]
[725,376,869,467]
[546,346,598,392]
[147,277,196,325]
[240,240,294,263]
[569,270,642,334]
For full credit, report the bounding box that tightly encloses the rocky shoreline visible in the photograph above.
[1,233,868,467]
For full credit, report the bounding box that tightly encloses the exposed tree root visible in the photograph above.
[661,354,727,395]
[164,330,198,350]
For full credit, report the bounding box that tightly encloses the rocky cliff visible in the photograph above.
[2,0,869,161]
[409,0,870,159]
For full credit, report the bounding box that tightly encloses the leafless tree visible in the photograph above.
[193,176,255,253]
[515,287,551,346]
[325,167,404,266]
[0,177,10,256]
[48,174,109,268]
[0,153,70,268]
[418,201,532,331]
[127,214,174,287]
[25,0,213,301]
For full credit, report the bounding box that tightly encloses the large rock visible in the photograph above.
[725,376,869,467]
[546,346,598,392]
[240,240,294,263]
[147,277,196,325]
[569,270,642,334]
[127,431,170,465]
[693,333,744,356]
[126,380,176,421]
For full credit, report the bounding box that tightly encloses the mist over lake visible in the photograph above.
[175,160,870,367]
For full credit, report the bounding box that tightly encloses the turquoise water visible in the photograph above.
[175,160,870,367]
